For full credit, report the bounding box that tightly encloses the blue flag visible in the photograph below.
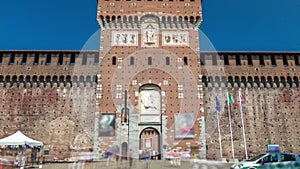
[216,96,221,112]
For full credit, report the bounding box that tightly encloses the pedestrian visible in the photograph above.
[105,149,113,166]
[129,149,133,167]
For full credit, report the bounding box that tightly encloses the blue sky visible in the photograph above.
[0,0,299,51]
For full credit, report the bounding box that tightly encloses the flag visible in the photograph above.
[228,93,234,104]
[233,96,239,107]
[216,96,221,112]
[239,92,246,105]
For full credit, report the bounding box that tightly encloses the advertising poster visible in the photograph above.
[174,113,195,139]
[99,114,116,136]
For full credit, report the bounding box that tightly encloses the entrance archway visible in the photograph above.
[139,127,160,159]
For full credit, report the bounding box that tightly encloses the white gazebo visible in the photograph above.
[0,130,44,168]
[0,130,43,147]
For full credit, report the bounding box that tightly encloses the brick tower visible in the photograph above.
[95,0,205,158]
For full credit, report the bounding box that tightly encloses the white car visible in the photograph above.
[231,152,300,169]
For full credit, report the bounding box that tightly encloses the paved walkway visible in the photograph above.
[39,159,233,169]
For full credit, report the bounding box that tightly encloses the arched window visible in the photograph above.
[247,76,253,87]
[241,76,247,86]
[59,76,64,82]
[235,76,240,87]
[19,75,24,82]
[0,75,4,82]
[280,76,286,87]
[287,76,292,87]
[261,76,266,87]
[39,76,45,83]
[32,76,38,82]
[228,76,234,87]
[293,76,299,87]
[12,75,17,82]
[46,76,51,82]
[221,76,227,86]
[274,76,280,87]
[66,76,71,83]
[215,76,221,87]
[267,76,273,87]
[79,76,85,82]
[52,76,58,82]
[73,76,78,82]
[254,76,260,87]
[5,75,10,82]
[25,75,31,82]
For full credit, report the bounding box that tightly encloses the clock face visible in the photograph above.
[140,90,161,115]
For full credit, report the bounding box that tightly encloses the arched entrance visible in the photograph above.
[139,127,160,160]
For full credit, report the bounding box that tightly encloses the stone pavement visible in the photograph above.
[39,159,233,169]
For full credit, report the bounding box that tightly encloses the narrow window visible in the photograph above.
[259,55,265,66]
[212,55,217,65]
[9,54,14,65]
[58,53,63,65]
[70,54,75,66]
[130,56,134,65]
[283,55,288,66]
[247,55,253,66]
[236,55,241,66]
[46,53,51,66]
[148,57,152,65]
[21,54,27,65]
[0,53,3,65]
[183,57,188,65]
[271,55,276,66]
[224,55,229,66]
[82,54,87,65]
[201,55,205,65]
[34,54,39,65]
[94,54,99,65]
[166,57,170,65]
[112,56,117,65]
[294,55,300,66]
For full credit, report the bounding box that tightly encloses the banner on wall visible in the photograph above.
[174,113,195,139]
[99,113,116,136]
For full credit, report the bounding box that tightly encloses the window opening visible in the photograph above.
[148,57,152,65]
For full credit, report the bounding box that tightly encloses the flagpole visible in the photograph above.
[216,109,223,159]
[227,92,235,159]
[216,96,222,159]
[239,89,248,159]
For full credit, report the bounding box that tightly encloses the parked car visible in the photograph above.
[231,151,300,169]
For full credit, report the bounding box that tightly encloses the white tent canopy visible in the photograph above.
[0,130,43,147]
